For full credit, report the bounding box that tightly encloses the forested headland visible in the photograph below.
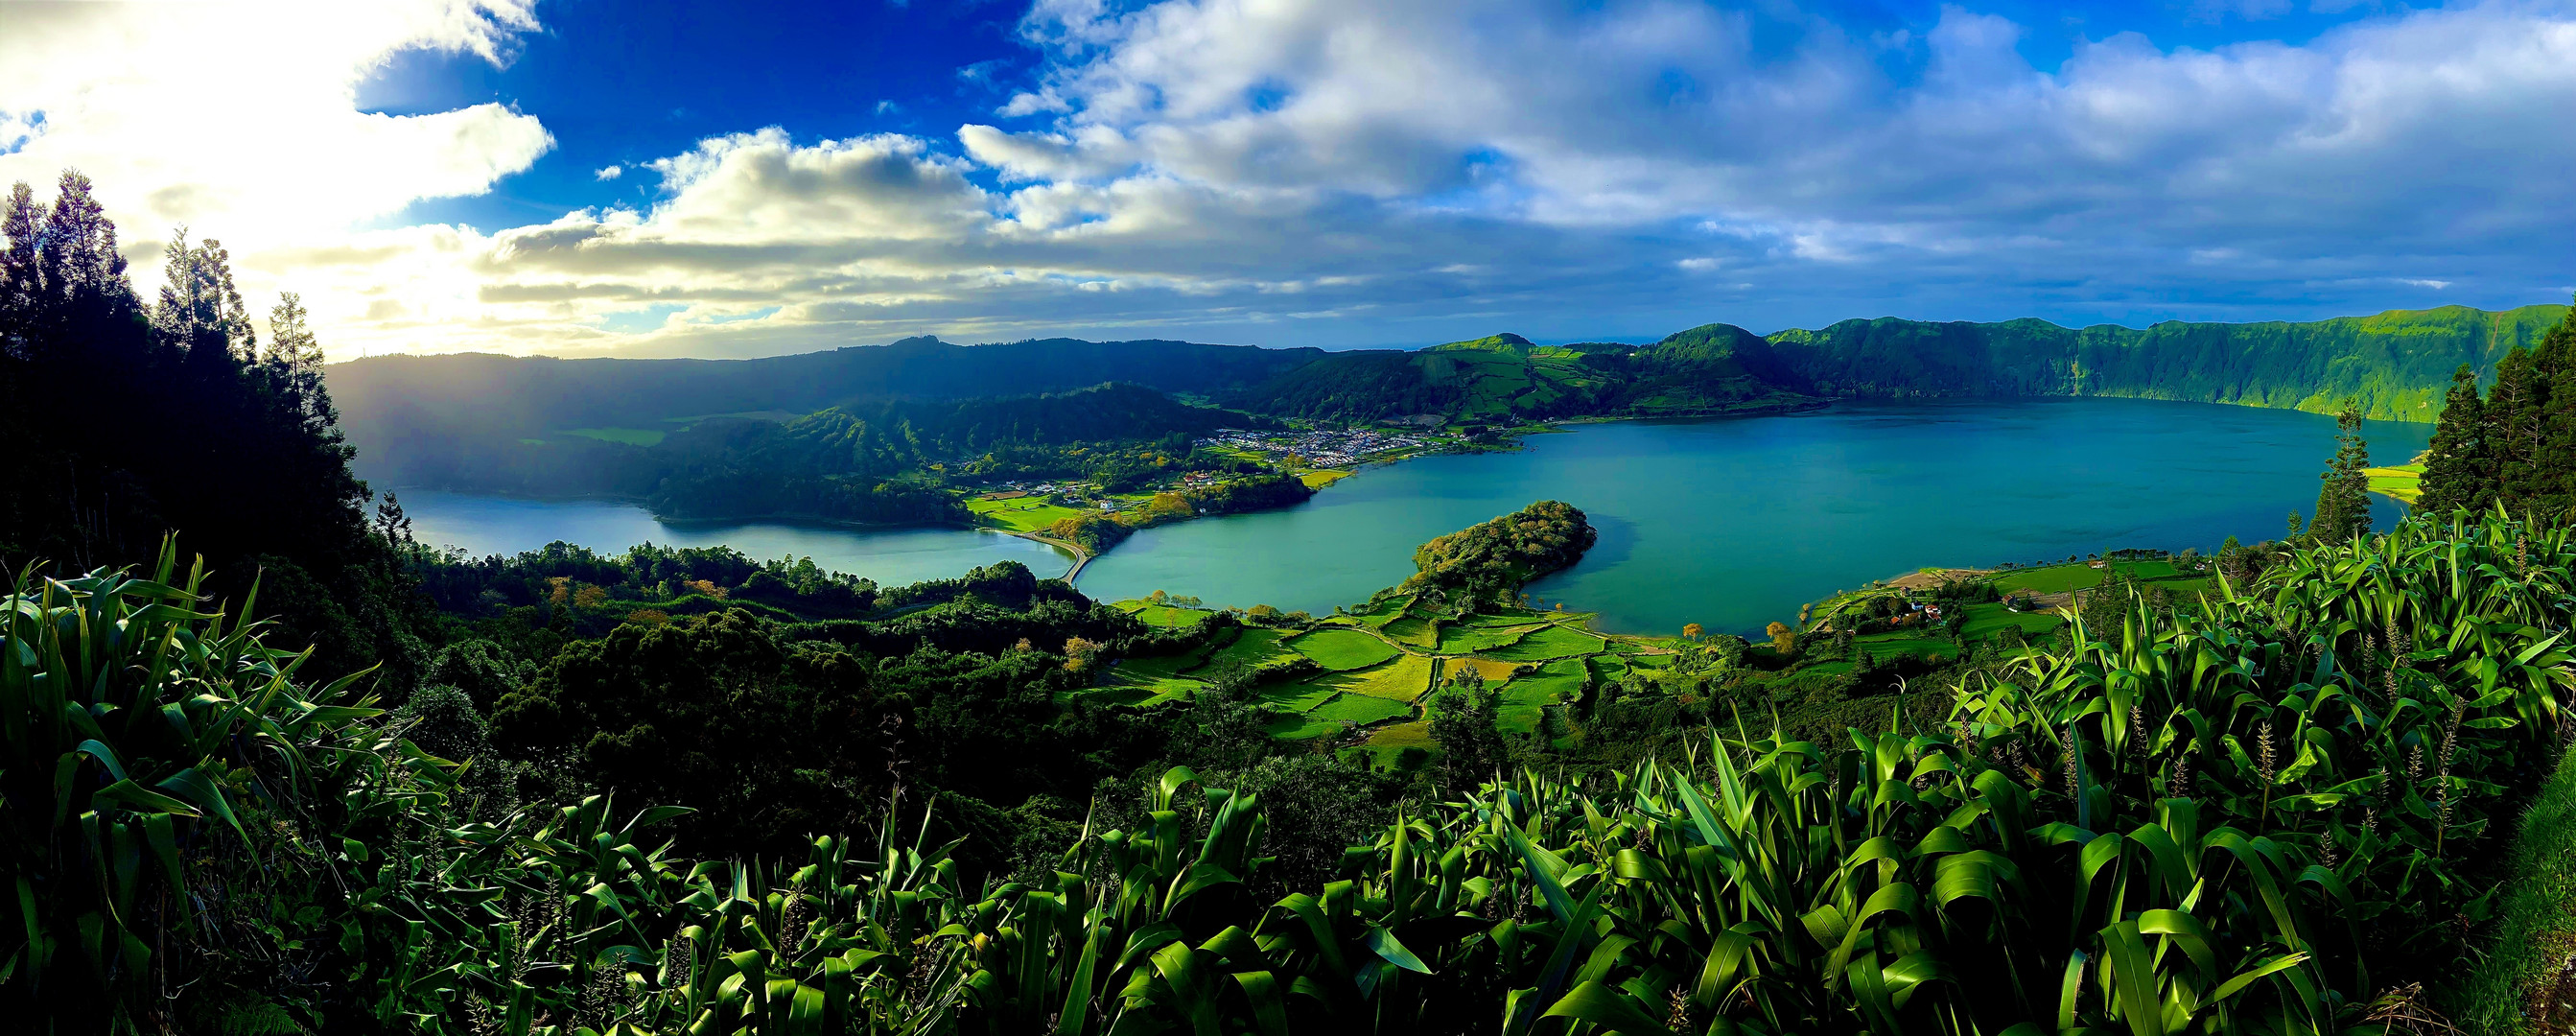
[12,168,2576,1036]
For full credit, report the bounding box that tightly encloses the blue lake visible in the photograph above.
[395,398,2430,637]
[394,490,1076,588]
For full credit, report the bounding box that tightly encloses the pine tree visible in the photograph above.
[2310,399,2375,542]
[2488,345,2549,506]
[2417,365,2494,514]
[2534,306,2576,516]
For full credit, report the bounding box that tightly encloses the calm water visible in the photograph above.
[395,399,2429,636]
[1079,399,2429,636]
[395,490,1075,586]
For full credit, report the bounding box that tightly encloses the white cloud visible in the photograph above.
[595,164,623,180]
[15,0,2576,362]
[0,0,550,336]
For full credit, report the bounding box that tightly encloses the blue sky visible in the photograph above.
[4,0,2571,359]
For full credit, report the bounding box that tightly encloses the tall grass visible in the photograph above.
[2450,744,2576,1035]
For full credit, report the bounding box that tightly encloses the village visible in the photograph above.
[1195,425,1439,469]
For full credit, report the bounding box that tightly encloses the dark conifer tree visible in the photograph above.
[2536,306,2576,516]
[2309,399,2375,542]
[0,171,426,680]
[2487,344,2549,507]
[2418,365,2495,514]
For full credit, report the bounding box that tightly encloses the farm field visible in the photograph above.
[968,496,1087,533]
[1317,655,1437,702]
[1288,627,1400,670]
[1487,623,1606,660]
[1114,600,1214,629]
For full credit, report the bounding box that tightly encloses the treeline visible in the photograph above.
[2417,310,2576,513]
[0,172,423,679]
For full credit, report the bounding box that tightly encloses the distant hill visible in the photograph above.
[1760,304,2572,421]
[1220,330,1811,423]
[330,336,1321,484]
[1227,304,2571,424]
[330,304,2573,501]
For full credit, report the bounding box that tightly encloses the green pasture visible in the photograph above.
[1288,627,1400,671]
[1200,627,1299,672]
[1312,655,1436,702]
[1958,601,2062,640]
[1434,621,1546,654]
[967,496,1087,533]
[1502,659,1586,705]
[1308,694,1412,725]
[1487,623,1606,660]
[1379,615,1438,648]
[1117,602,1213,629]
[1262,714,1342,741]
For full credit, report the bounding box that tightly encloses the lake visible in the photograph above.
[395,490,1076,587]
[1077,398,2428,635]
[395,399,2429,636]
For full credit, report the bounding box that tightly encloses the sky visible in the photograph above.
[3,0,2572,361]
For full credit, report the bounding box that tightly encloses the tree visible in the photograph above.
[1681,622,1703,640]
[2418,364,2494,514]
[1766,621,1796,656]
[2308,398,2374,542]
[2487,344,2549,506]
[1428,665,1505,791]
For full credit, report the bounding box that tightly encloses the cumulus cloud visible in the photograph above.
[13,0,2574,361]
[595,164,623,179]
[0,0,551,347]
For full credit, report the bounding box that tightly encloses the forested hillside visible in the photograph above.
[1763,303,2572,420]
[331,335,1318,486]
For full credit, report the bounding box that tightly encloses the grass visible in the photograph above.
[1199,627,1299,672]
[1288,627,1400,671]
[2367,463,2424,504]
[1354,719,1436,767]
[967,496,1088,533]
[1255,683,1340,713]
[1308,694,1412,725]
[1434,621,1546,654]
[1852,634,1959,663]
[1118,602,1213,629]
[1992,563,2105,595]
[1497,704,1546,735]
[1300,470,1353,488]
[1312,655,1436,702]
[1350,596,1410,628]
[1263,714,1345,740]
[2450,745,2576,1034]
[1958,601,2062,640]
[1449,656,1526,687]
[1501,659,1586,705]
[563,427,667,447]
[1380,615,1439,648]
[1487,623,1607,661]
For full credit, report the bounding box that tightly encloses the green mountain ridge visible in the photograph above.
[1218,303,2572,424]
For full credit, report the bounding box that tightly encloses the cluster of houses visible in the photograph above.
[1195,427,1432,469]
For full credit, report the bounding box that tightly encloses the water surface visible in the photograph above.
[396,490,1074,587]
[1078,399,2428,635]
[395,399,2430,637]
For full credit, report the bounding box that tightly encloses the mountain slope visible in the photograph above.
[330,335,1321,483]
[1762,304,2572,420]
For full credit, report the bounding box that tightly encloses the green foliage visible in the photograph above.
[1400,500,1597,603]
[903,510,2574,1035]
[2309,399,2375,541]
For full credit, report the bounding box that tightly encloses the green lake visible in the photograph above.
[396,399,2429,637]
